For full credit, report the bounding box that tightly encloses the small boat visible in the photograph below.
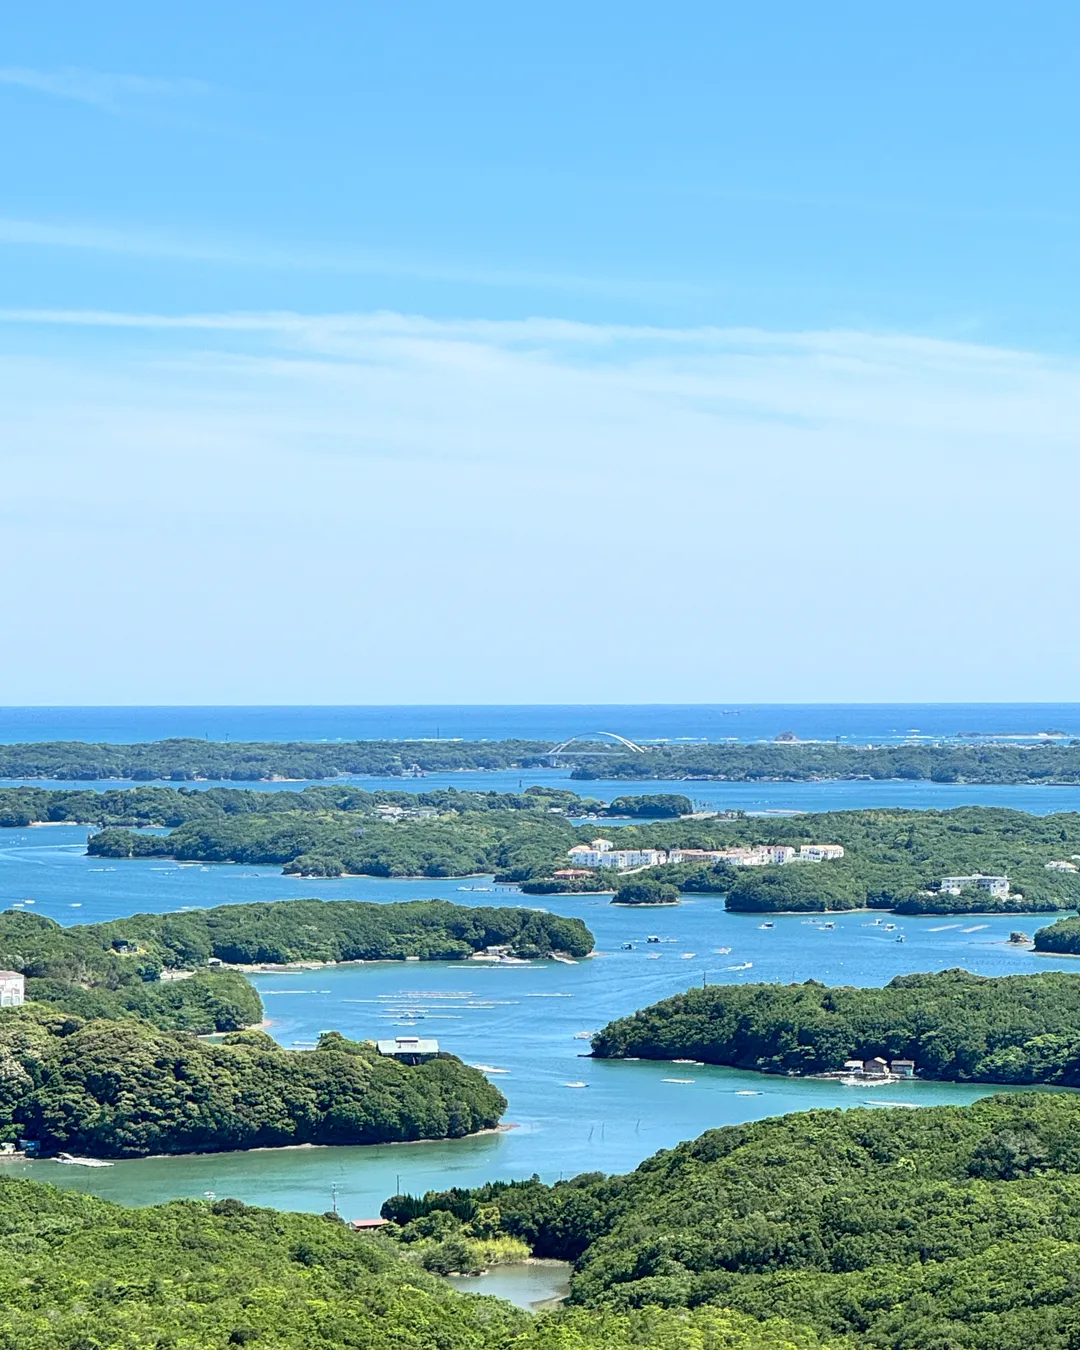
[663,1077,694,1084]
[564,1081,588,1088]
[840,1076,865,1087]
[759,922,774,929]
[56,1154,113,1168]
[713,947,731,955]
[822,922,835,930]
[735,1089,762,1096]
[895,936,905,943]
[681,953,695,959]
[646,936,660,944]
[621,943,634,950]
[884,923,896,931]
[726,961,753,970]
[672,1058,702,1065]
[573,1032,595,1040]
[22,900,33,905]
[647,954,661,959]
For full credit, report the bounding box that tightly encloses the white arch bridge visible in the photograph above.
[546,732,647,762]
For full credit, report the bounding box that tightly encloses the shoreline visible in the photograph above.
[36,1122,519,1167]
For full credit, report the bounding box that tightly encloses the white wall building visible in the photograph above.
[939,874,1009,898]
[567,845,667,870]
[0,972,25,1008]
[799,844,845,861]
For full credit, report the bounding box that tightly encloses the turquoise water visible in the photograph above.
[447,1262,571,1309]
[0,821,1074,1219]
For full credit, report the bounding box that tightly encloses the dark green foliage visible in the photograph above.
[592,969,1080,1083]
[1034,915,1080,953]
[0,1009,505,1157]
[433,1092,1080,1347]
[88,806,580,880]
[12,735,1080,784]
[723,867,864,913]
[611,880,680,906]
[602,795,693,818]
[568,741,1080,784]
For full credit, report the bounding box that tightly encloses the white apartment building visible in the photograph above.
[0,972,25,1008]
[938,874,1009,898]
[567,843,667,870]
[798,844,845,861]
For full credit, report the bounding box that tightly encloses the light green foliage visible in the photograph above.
[0,1178,830,1350]
[404,1092,1080,1347]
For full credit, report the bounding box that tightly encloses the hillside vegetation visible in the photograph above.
[0,1011,505,1157]
[591,969,1080,1083]
[0,900,592,1033]
[0,1177,833,1350]
[383,1091,1080,1349]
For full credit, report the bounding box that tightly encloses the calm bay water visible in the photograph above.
[3,705,1080,1220]
[0,822,1074,1219]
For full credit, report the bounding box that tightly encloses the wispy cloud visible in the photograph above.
[0,216,687,301]
[0,66,207,108]
[1,306,1078,702]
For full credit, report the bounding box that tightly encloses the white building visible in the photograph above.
[567,844,667,869]
[799,844,845,861]
[939,874,1009,898]
[1046,860,1079,872]
[0,972,25,1008]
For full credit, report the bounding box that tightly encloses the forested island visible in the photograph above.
[590,969,1080,1082]
[382,1091,1080,1348]
[1034,915,1080,954]
[0,1012,505,1157]
[0,898,592,1157]
[0,1179,827,1350]
[41,790,1080,912]
[0,899,593,1033]
[8,734,1080,784]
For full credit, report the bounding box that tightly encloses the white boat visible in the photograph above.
[713,947,731,954]
[726,961,753,970]
[55,1154,113,1168]
[564,1081,588,1088]
[735,1089,762,1096]
[647,954,661,959]
[672,1058,701,1064]
[663,1077,694,1084]
[758,922,773,929]
[681,953,695,960]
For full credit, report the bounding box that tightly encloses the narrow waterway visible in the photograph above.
[0,823,1072,1219]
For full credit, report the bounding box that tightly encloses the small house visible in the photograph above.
[891,1059,915,1077]
[863,1057,890,1077]
[843,1059,864,1073]
[0,973,25,1008]
[350,1218,389,1231]
[375,1036,440,1064]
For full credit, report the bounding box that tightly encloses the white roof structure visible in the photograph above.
[376,1036,440,1056]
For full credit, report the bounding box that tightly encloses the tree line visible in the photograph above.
[0,1176,830,1350]
[8,734,1080,784]
[590,968,1080,1083]
[0,899,593,1033]
[382,1089,1080,1348]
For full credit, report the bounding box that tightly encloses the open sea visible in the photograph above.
[1,705,1079,1222]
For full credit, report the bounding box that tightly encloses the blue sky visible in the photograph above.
[2,3,1079,703]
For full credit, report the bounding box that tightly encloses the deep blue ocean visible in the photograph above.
[1,703,1078,745]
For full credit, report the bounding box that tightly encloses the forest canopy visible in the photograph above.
[0,1010,505,1158]
[384,1090,1080,1349]
[0,1177,833,1350]
[590,968,1080,1083]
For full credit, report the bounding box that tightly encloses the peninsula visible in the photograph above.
[590,968,1080,1084]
